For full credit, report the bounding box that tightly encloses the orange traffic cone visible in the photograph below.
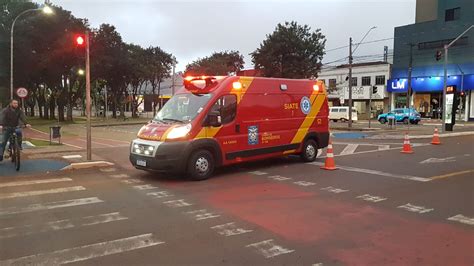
[321,140,338,170]
[431,128,441,145]
[401,133,414,154]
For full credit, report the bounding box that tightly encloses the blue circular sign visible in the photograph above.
[300,96,311,114]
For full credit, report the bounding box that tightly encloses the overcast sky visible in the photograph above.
[42,0,416,71]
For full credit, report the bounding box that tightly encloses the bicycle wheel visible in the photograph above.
[9,143,15,163]
[14,139,20,171]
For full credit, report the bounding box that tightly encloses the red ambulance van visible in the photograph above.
[130,76,329,180]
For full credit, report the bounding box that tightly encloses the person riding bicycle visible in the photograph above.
[0,99,31,162]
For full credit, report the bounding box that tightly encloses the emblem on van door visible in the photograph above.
[300,96,311,114]
[248,126,259,145]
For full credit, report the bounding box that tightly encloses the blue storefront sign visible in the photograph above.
[387,74,474,93]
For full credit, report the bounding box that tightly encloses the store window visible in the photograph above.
[362,76,371,86]
[445,7,460,21]
[375,75,386,85]
[328,79,336,89]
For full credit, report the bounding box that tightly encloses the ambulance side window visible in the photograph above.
[209,95,237,124]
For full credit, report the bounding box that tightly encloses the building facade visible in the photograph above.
[318,62,391,119]
[390,0,474,120]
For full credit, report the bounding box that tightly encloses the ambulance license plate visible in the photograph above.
[136,159,147,167]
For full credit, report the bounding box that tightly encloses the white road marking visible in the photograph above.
[377,145,390,150]
[340,144,358,155]
[420,157,456,164]
[0,212,128,239]
[356,194,387,203]
[317,149,323,157]
[133,184,158,190]
[0,233,164,265]
[397,203,434,214]
[447,214,474,226]
[0,197,103,216]
[62,155,82,159]
[147,191,173,199]
[99,167,116,172]
[0,178,72,188]
[211,222,253,236]
[293,181,316,186]
[313,263,324,266]
[320,186,349,194]
[110,174,130,179]
[246,239,294,258]
[309,162,431,182]
[248,171,268,176]
[0,186,86,200]
[121,179,143,184]
[186,209,220,220]
[268,175,292,181]
[163,199,192,208]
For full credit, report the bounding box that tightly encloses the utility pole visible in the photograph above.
[85,31,92,161]
[348,37,353,128]
[171,62,176,95]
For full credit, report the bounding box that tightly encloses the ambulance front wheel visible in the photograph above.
[301,139,318,162]
[187,149,215,181]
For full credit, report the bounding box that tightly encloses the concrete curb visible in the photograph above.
[367,131,474,139]
[61,161,115,170]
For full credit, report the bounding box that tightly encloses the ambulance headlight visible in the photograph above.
[166,124,192,139]
[134,144,139,149]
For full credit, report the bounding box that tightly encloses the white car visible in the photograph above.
[329,107,358,122]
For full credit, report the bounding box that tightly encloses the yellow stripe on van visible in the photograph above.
[195,77,254,139]
[290,93,326,144]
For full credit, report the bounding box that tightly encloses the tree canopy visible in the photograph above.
[251,21,326,79]
[184,51,244,76]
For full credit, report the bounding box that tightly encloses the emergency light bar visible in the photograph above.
[183,76,219,94]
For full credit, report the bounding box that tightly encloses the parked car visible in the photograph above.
[329,106,358,122]
[377,108,421,124]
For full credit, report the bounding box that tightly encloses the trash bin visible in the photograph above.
[49,126,62,144]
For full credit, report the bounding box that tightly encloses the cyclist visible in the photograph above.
[0,99,31,162]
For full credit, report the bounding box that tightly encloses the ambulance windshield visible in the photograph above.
[154,93,212,123]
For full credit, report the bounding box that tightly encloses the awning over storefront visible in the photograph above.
[387,74,474,93]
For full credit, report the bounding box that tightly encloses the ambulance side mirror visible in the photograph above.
[206,113,222,127]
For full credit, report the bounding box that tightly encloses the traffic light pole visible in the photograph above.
[368,85,372,129]
[85,31,92,161]
[442,24,473,132]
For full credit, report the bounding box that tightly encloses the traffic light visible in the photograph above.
[372,86,378,94]
[75,34,85,46]
[435,50,442,61]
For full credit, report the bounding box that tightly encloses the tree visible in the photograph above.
[185,51,244,76]
[126,43,148,118]
[251,21,326,79]
[145,46,173,115]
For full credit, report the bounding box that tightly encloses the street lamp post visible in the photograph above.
[10,5,53,100]
[442,24,474,132]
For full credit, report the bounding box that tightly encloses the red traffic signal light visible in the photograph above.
[75,34,85,46]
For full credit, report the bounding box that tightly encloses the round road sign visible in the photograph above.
[16,87,28,98]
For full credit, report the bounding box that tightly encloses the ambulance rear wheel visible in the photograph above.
[301,139,318,162]
[187,150,214,181]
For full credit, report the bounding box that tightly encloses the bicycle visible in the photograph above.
[4,126,22,171]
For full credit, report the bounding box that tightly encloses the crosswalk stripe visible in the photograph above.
[0,233,164,265]
[340,144,358,155]
[0,178,72,188]
[378,145,390,150]
[0,197,103,216]
[0,212,128,239]
[0,186,86,200]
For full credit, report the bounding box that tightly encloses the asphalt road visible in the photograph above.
[0,135,473,265]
